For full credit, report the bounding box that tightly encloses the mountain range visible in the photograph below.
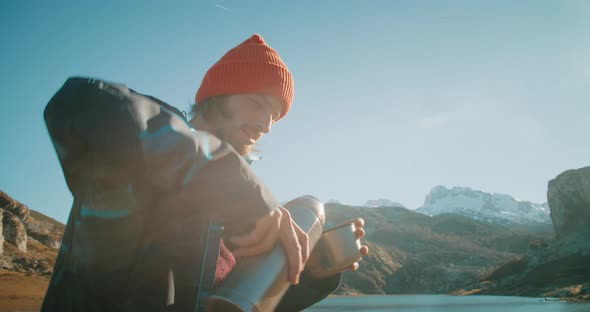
[339,185,551,225]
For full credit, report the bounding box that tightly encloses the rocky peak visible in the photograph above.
[418,185,550,224]
[547,166,590,240]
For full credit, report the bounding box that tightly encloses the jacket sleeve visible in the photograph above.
[138,105,279,228]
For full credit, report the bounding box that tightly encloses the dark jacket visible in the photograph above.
[41,77,339,312]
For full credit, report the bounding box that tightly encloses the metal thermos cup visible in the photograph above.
[307,221,363,278]
[205,195,326,312]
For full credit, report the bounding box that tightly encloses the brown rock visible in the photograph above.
[0,208,3,255]
[0,191,31,223]
[547,166,590,239]
[2,210,28,253]
[28,231,61,250]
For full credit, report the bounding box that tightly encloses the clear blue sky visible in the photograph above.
[1,0,589,223]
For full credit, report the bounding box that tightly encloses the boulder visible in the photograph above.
[547,166,590,239]
[2,210,28,252]
[28,231,61,249]
[0,208,3,255]
[0,190,31,223]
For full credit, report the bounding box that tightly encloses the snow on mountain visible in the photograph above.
[323,198,406,208]
[416,185,551,224]
[363,198,406,208]
[325,198,344,204]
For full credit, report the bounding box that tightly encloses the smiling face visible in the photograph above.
[205,93,283,155]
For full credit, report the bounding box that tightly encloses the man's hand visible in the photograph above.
[346,218,369,271]
[304,217,369,278]
[230,206,309,284]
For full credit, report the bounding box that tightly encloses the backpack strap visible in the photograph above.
[194,221,223,312]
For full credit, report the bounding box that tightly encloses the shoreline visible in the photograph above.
[329,293,589,302]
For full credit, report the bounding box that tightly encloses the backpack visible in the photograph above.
[43,77,220,312]
[44,77,185,194]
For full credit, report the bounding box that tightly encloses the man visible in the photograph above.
[187,34,369,311]
[41,34,367,312]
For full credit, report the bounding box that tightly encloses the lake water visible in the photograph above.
[304,295,590,312]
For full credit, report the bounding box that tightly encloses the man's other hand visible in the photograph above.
[230,206,309,284]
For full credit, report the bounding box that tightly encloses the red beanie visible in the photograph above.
[195,34,294,121]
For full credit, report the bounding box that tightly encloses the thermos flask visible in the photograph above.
[205,195,326,312]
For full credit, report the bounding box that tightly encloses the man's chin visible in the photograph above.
[235,143,253,156]
[225,136,255,156]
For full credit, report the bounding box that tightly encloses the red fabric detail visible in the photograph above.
[215,239,236,285]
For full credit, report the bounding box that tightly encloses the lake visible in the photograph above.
[304,295,590,312]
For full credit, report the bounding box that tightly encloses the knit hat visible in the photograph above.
[195,34,294,121]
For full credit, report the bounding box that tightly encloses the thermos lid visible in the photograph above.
[283,195,326,226]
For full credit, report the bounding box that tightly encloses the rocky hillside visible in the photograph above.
[1,190,63,275]
[322,203,553,295]
[459,166,590,301]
